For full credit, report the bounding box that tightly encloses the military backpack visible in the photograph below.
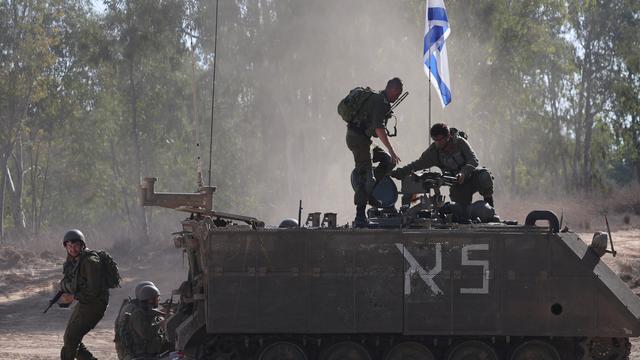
[337,87,376,124]
[88,250,122,289]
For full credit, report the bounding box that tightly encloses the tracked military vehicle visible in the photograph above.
[141,174,640,360]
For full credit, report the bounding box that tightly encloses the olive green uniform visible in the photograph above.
[346,90,394,207]
[114,298,139,359]
[393,135,493,205]
[60,250,109,360]
[122,303,168,359]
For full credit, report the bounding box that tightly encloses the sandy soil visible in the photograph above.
[0,230,639,359]
[0,243,186,360]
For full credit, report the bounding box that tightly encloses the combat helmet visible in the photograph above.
[63,229,86,247]
[138,284,161,302]
[135,281,157,300]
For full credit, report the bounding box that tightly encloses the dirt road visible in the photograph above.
[1,230,639,359]
[0,243,185,359]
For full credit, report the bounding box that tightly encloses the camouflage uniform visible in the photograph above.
[114,298,139,359]
[393,135,493,206]
[60,250,109,360]
[122,303,168,359]
[346,90,394,207]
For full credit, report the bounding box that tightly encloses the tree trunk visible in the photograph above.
[36,138,51,236]
[582,103,594,192]
[0,151,8,243]
[128,58,148,241]
[10,134,27,236]
[109,140,133,226]
[509,113,517,195]
[30,135,40,233]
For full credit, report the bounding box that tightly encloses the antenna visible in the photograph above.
[604,215,617,257]
[208,0,220,186]
[187,6,203,188]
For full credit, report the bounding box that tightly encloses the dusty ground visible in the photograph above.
[0,242,187,359]
[0,228,639,359]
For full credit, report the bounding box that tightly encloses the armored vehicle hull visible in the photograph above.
[166,220,639,360]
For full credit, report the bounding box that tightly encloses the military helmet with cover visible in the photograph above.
[135,281,156,299]
[63,229,86,247]
[137,284,161,301]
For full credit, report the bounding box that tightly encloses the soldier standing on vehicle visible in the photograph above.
[117,284,169,359]
[59,229,109,360]
[340,77,403,227]
[391,123,494,208]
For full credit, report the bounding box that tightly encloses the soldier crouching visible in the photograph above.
[392,123,495,221]
[115,283,169,359]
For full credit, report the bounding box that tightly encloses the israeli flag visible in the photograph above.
[424,0,452,107]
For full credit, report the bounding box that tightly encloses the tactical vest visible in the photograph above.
[438,136,468,174]
[125,305,166,357]
[114,298,138,359]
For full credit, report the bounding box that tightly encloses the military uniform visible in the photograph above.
[122,303,168,359]
[115,298,139,359]
[346,90,394,207]
[393,135,493,206]
[60,250,109,360]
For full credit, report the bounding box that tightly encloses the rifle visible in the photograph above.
[383,91,409,137]
[43,290,64,313]
[159,291,176,315]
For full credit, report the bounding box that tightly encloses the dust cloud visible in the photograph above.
[194,0,501,226]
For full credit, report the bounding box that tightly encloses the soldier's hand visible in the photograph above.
[456,173,465,184]
[59,293,75,305]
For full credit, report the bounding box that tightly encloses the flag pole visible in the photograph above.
[428,46,432,146]
[427,0,432,146]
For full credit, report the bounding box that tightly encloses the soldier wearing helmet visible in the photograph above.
[392,123,494,211]
[114,281,157,359]
[59,229,110,360]
[118,283,169,359]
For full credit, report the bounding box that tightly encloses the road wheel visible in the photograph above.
[258,341,307,360]
[320,341,372,360]
[509,340,560,360]
[446,340,498,360]
[385,341,436,360]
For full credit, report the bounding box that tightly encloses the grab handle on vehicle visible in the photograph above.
[525,210,560,233]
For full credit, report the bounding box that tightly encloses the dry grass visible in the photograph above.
[498,183,640,231]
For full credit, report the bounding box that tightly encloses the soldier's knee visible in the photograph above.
[476,169,494,194]
[372,146,389,163]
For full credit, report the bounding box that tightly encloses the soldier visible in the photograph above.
[344,77,403,227]
[59,229,109,360]
[114,281,157,359]
[391,123,494,211]
[118,284,169,359]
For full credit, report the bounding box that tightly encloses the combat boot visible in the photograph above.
[353,205,369,228]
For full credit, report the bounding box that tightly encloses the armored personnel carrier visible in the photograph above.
[141,174,640,360]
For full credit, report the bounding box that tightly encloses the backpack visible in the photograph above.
[93,250,122,289]
[450,127,468,140]
[114,298,136,358]
[337,87,376,123]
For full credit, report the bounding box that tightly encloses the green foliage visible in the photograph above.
[0,0,638,241]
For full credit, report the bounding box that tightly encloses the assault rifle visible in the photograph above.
[43,290,64,313]
[383,91,409,137]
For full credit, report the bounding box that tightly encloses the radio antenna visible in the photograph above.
[208,0,220,186]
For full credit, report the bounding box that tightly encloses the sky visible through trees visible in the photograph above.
[0,0,638,242]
